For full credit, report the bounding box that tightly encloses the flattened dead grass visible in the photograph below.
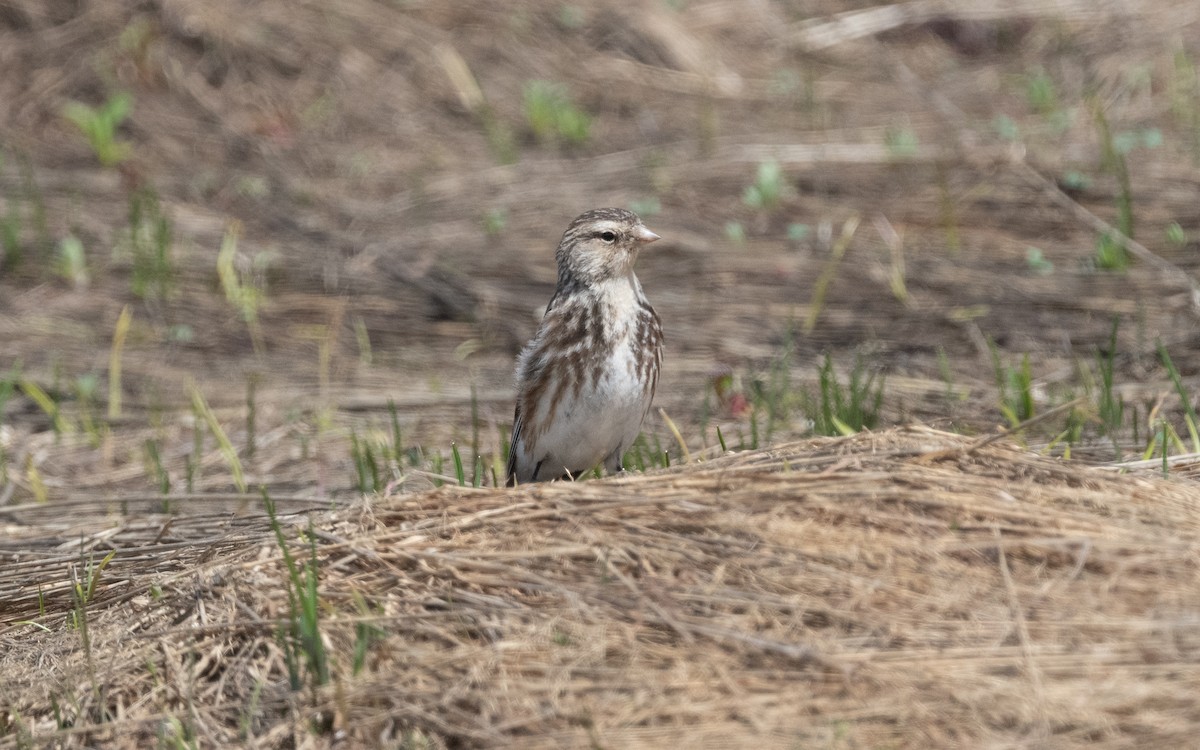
[3,427,1198,748]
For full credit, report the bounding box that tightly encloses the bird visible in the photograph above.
[506,208,664,485]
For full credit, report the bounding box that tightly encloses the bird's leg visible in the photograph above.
[603,447,625,475]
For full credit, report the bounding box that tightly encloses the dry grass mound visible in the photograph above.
[2,427,1198,748]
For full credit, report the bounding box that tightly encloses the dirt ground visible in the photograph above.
[2,0,1199,747]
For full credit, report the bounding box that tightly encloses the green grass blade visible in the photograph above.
[451,443,465,486]
[1157,341,1200,452]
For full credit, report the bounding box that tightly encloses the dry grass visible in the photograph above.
[3,427,1198,748]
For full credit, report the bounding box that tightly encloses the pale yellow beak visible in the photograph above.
[633,225,660,244]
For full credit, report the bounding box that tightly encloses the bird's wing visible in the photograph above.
[505,401,523,486]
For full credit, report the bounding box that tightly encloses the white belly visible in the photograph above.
[534,339,651,477]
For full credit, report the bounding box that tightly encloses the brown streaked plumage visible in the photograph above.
[507,208,663,485]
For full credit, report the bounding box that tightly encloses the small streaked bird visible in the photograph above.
[506,208,664,485]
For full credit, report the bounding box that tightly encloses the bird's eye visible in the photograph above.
[599,231,617,243]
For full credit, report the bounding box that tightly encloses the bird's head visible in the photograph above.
[555,208,660,286]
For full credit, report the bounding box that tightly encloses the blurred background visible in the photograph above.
[1,0,1199,498]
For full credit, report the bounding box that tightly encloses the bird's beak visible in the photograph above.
[633,225,661,244]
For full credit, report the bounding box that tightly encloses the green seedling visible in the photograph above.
[748,329,800,442]
[55,235,89,288]
[615,446,651,477]
[628,197,661,217]
[1044,406,1086,459]
[1157,342,1200,452]
[186,410,203,493]
[884,124,919,158]
[786,223,810,244]
[742,159,790,211]
[1023,66,1070,132]
[1095,320,1125,456]
[1092,99,1135,242]
[0,151,51,272]
[429,451,444,487]
[622,433,669,472]
[557,4,585,28]
[937,346,960,404]
[126,187,174,299]
[144,439,171,500]
[1059,170,1090,192]
[265,490,329,692]
[167,324,194,343]
[473,453,485,488]
[1025,67,1058,115]
[1166,222,1186,247]
[991,346,1035,427]
[1094,232,1130,272]
[992,115,1021,142]
[351,592,386,676]
[1,203,20,270]
[388,399,404,464]
[245,373,259,458]
[1025,247,1054,275]
[482,207,508,236]
[69,550,115,717]
[1112,128,1162,154]
[1,161,21,269]
[496,424,510,482]
[724,221,745,244]
[62,93,133,167]
[68,571,95,714]
[1143,419,1186,471]
[350,430,383,494]
[873,214,907,303]
[450,442,466,486]
[469,383,481,476]
[803,353,885,437]
[523,81,591,146]
[216,221,266,351]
